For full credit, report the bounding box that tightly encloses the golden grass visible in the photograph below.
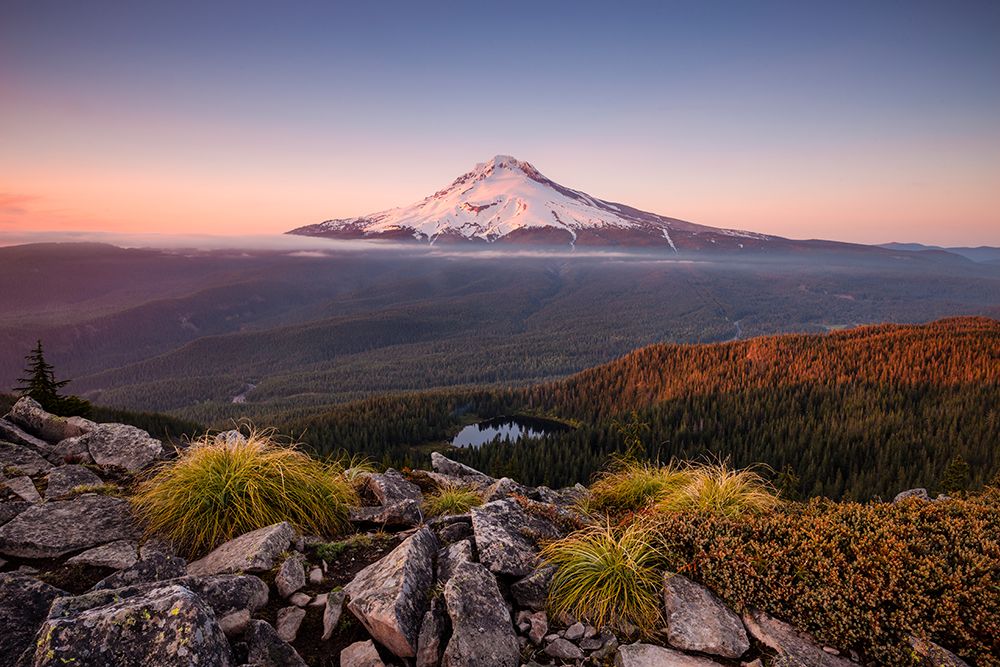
[423,485,483,517]
[541,519,663,635]
[131,428,357,558]
[585,458,692,513]
[657,463,779,517]
[584,457,779,518]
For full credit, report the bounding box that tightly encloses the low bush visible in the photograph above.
[541,519,663,635]
[423,485,483,517]
[653,490,1000,665]
[132,429,357,557]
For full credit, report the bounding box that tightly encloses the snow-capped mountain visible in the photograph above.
[288,155,777,250]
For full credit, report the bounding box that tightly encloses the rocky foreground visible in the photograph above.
[0,398,968,667]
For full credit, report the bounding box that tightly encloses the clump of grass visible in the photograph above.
[541,519,663,635]
[423,485,483,517]
[132,428,357,558]
[586,458,691,513]
[658,462,778,517]
[69,483,124,497]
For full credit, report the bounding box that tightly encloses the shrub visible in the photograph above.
[656,462,779,517]
[652,490,1000,665]
[132,429,357,557]
[541,519,663,635]
[423,485,483,517]
[586,458,691,513]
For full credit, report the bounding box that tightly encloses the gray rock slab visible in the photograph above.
[0,494,139,558]
[34,584,233,666]
[0,573,65,667]
[441,560,519,667]
[45,464,104,498]
[66,540,139,569]
[742,609,853,667]
[187,522,295,576]
[344,526,437,658]
[80,423,163,471]
[0,441,53,476]
[662,573,749,658]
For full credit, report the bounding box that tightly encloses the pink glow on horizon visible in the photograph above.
[1,149,997,246]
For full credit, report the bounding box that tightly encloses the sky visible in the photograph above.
[2,0,999,246]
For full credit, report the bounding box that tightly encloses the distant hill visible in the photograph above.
[293,317,1000,500]
[880,242,1000,263]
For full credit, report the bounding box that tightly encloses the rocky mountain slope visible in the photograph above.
[0,397,975,666]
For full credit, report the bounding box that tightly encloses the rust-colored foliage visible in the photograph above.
[654,488,1000,665]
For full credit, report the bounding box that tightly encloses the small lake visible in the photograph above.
[451,416,569,449]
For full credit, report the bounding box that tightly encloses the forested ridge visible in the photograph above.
[289,317,999,500]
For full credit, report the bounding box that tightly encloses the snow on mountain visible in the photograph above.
[288,155,776,250]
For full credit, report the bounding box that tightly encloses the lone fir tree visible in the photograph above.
[939,454,971,496]
[15,340,90,417]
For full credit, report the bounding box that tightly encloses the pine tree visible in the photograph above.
[15,340,90,417]
[939,455,970,495]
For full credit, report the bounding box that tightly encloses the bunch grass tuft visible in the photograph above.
[657,462,779,517]
[423,485,483,517]
[131,428,357,557]
[585,458,691,513]
[541,519,663,634]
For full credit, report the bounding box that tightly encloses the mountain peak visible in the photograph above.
[289,156,777,250]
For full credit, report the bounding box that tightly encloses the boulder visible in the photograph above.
[742,609,853,667]
[0,573,65,667]
[4,476,41,503]
[79,423,163,471]
[219,609,250,637]
[0,418,51,451]
[66,540,139,569]
[662,573,749,658]
[187,522,295,576]
[276,606,306,643]
[214,430,248,447]
[483,477,530,502]
[244,619,307,667]
[437,538,474,584]
[441,561,519,667]
[365,468,423,504]
[44,464,104,498]
[7,397,94,443]
[349,500,422,527]
[344,526,438,658]
[320,589,345,641]
[341,639,386,667]
[34,584,232,666]
[275,552,306,598]
[51,574,268,621]
[0,494,139,558]
[471,498,562,577]
[91,550,188,590]
[545,637,585,660]
[416,597,448,667]
[615,642,727,666]
[510,565,555,611]
[47,436,92,465]
[0,441,52,476]
[907,635,971,666]
[893,488,931,503]
[431,452,493,486]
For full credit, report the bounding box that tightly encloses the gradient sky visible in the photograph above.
[2,1,998,245]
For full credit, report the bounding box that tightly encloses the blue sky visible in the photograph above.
[2,0,998,244]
